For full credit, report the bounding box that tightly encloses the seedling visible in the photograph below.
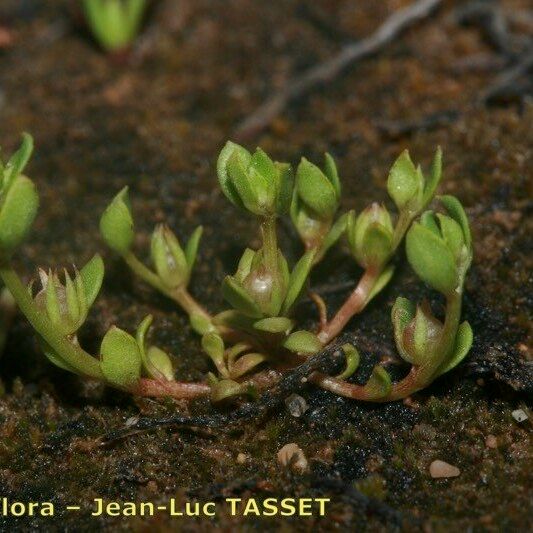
[0,134,473,405]
[83,0,148,53]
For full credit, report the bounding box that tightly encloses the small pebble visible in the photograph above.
[236,452,247,464]
[429,460,460,478]
[511,409,528,423]
[277,443,308,473]
[485,435,498,449]
[284,394,308,417]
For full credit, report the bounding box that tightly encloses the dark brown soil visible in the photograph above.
[0,1,531,531]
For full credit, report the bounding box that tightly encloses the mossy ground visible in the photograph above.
[0,1,531,531]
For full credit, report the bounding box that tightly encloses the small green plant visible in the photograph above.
[0,134,474,404]
[83,0,148,53]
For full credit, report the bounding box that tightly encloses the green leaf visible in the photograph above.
[189,313,215,335]
[366,264,395,304]
[216,141,251,209]
[296,158,338,218]
[253,317,294,333]
[64,270,80,323]
[230,352,267,379]
[135,314,152,354]
[359,223,393,269]
[391,296,416,363]
[365,366,392,399]
[387,149,419,209]
[45,274,61,326]
[406,222,458,294]
[100,326,142,388]
[251,147,276,182]
[146,346,174,381]
[213,310,256,332]
[336,344,360,380]
[228,150,259,214]
[283,330,322,354]
[0,175,39,257]
[184,226,203,270]
[274,162,294,214]
[3,133,34,190]
[420,210,440,235]
[42,342,77,372]
[210,379,248,403]
[222,276,263,318]
[439,195,471,250]
[79,254,104,308]
[437,213,464,260]
[282,249,316,315]
[316,211,349,262]
[201,332,228,377]
[439,321,473,375]
[99,187,134,254]
[235,248,256,283]
[422,147,442,208]
[323,152,341,198]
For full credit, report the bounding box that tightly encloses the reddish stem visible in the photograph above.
[309,368,420,402]
[317,268,378,345]
[135,379,210,399]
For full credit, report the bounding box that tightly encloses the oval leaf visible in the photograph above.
[296,158,338,218]
[283,330,322,355]
[80,254,105,308]
[406,222,458,294]
[438,320,473,375]
[282,249,316,315]
[99,187,134,254]
[0,175,39,256]
[100,326,142,388]
[253,317,294,333]
[222,276,263,318]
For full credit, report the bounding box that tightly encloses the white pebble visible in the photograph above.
[511,409,528,423]
[285,394,308,417]
[277,443,308,473]
[429,460,460,478]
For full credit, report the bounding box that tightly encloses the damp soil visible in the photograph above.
[0,1,531,531]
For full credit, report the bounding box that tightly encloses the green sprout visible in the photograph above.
[83,0,148,53]
[0,133,474,406]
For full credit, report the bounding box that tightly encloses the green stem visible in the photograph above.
[124,251,170,295]
[261,216,278,274]
[172,287,212,321]
[391,209,415,251]
[0,264,103,379]
[124,251,212,323]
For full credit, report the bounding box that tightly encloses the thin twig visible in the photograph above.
[482,47,533,103]
[234,0,443,140]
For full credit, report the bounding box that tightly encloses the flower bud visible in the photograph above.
[100,187,134,254]
[217,141,293,217]
[291,154,341,250]
[394,299,443,366]
[387,147,442,212]
[347,203,393,270]
[387,150,423,210]
[150,224,190,289]
[222,247,290,318]
[34,255,104,336]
